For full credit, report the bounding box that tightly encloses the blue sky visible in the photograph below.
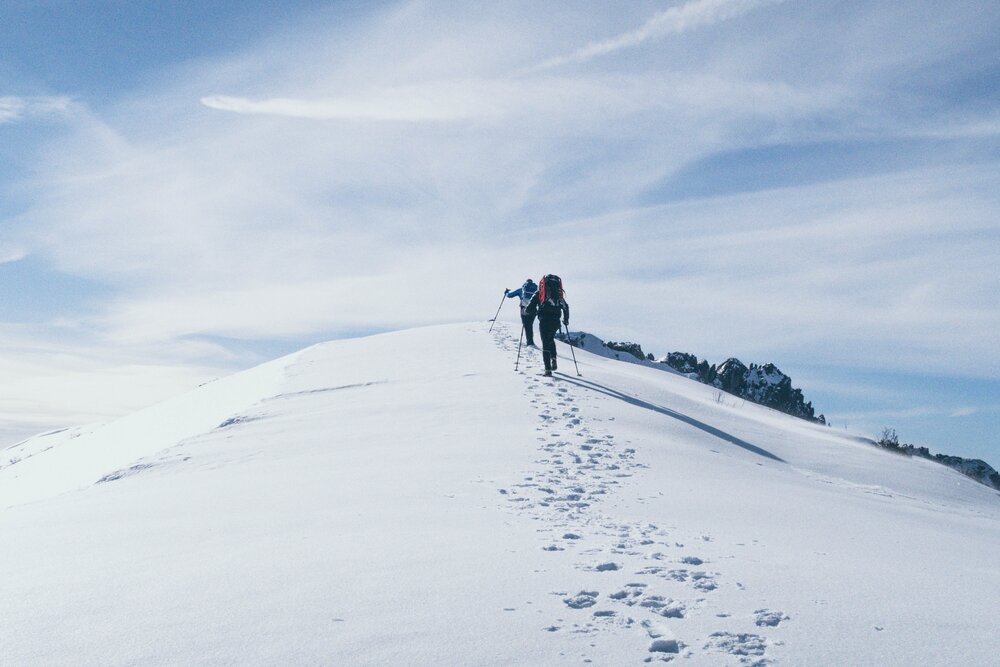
[1,0,998,465]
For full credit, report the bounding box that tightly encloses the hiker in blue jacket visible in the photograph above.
[505,278,538,346]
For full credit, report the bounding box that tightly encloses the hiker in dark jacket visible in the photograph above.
[505,278,539,346]
[526,275,569,376]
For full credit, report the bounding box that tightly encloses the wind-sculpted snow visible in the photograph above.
[1,322,999,665]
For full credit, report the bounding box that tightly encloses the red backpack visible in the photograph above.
[538,274,564,306]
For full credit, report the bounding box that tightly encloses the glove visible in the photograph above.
[563,319,569,326]
[504,288,510,294]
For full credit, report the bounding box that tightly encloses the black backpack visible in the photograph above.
[539,274,563,303]
[538,274,564,317]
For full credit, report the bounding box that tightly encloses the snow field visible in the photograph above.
[1,322,998,665]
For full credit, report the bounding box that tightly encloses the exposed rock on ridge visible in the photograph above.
[569,334,823,424]
[562,331,999,493]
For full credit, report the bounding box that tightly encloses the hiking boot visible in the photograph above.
[543,370,552,376]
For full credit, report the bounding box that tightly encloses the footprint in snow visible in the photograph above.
[564,591,600,609]
[691,572,719,591]
[754,609,790,627]
[703,632,768,664]
[648,638,682,655]
[608,589,641,603]
[639,595,686,618]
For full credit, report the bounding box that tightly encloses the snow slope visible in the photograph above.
[2,323,998,666]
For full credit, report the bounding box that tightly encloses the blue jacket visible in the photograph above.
[507,280,538,309]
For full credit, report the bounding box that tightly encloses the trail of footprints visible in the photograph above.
[490,326,787,665]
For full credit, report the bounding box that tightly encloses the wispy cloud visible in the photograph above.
[201,82,500,122]
[4,0,1000,448]
[201,73,841,125]
[0,323,238,447]
[531,0,785,71]
[14,1,998,377]
[836,406,964,422]
[0,96,72,123]
[0,246,28,264]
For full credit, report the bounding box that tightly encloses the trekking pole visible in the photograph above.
[514,325,525,372]
[563,323,581,376]
[488,292,507,333]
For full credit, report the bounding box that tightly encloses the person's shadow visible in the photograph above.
[556,374,786,463]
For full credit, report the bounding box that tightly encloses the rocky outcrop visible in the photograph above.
[563,329,999,493]
[875,430,1000,491]
[742,363,819,422]
[563,330,997,493]
[933,455,1000,490]
[562,331,824,425]
[605,341,646,361]
[663,351,700,374]
[715,358,749,396]
[660,354,823,424]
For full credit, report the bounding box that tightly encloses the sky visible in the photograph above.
[1,0,998,464]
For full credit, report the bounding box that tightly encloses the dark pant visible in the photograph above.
[520,310,536,345]
[539,319,560,371]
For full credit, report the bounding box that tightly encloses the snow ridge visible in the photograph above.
[873,431,1000,492]
[564,330,1000,493]
[561,331,822,423]
[3,323,999,666]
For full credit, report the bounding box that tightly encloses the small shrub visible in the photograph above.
[877,427,899,450]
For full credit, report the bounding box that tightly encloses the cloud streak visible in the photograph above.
[531,0,785,71]
[0,246,28,264]
[201,85,496,122]
[201,72,841,125]
[0,96,72,123]
[14,1,998,377]
[0,323,240,447]
[4,0,1000,460]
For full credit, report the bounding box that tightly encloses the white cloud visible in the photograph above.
[201,72,844,128]
[0,96,72,123]
[5,0,1000,441]
[0,325,238,447]
[836,404,989,423]
[201,83,498,122]
[531,0,785,71]
[0,246,28,264]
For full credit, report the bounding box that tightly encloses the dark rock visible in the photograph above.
[662,351,699,374]
[715,358,749,394]
[606,341,645,360]
[876,428,1000,491]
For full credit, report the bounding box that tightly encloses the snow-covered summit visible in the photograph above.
[2,323,998,665]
